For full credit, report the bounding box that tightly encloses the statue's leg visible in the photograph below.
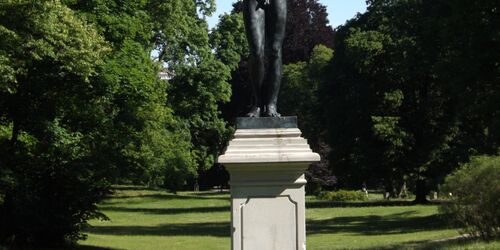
[264,0,287,117]
[243,0,266,117]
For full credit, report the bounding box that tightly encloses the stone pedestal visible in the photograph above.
[218,117,320,250]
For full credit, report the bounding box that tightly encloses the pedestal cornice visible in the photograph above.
[218,128,320,165]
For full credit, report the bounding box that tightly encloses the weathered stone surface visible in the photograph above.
[218,125,319,250]
[218,128,319,164]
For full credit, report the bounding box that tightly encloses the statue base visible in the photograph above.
[218,117,320,250]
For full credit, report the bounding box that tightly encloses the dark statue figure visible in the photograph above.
[243,0,287,117]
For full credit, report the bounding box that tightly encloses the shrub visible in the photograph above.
[317,190,368,202]
[0,128,111,247]
[439,155,500,240]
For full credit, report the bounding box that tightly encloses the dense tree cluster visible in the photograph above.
[320,0,500,202]
[0,1,111,245]
[0,0,234,246]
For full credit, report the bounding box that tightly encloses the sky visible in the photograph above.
[207,0,368,29]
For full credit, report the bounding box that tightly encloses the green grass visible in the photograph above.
[79,186,500,250]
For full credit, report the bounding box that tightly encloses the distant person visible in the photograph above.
[362,182,368,198]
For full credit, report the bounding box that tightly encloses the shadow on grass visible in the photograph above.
[110,185,153,191]
[307,200,445,208]
[105,193,229,202]
[307,211,447,236]
[99,205,229,215]
[77,246,121,250]
[194,191,230,197]
[87,210,446,239]
[360,236,485,250]
[85,222,230,237]
[3,245,119,250]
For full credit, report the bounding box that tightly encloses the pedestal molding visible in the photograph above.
[218,125,319,250]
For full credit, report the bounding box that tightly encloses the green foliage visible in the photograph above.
[280,45,336,192]
[63,0,222,190]
[440,155,500,240]
[167,59,232,174]
[97,39,195,187]
[209,12,248,71]
[280,45,333,144]
[321,0,500,202]
[0,0,232,245]
[152,0,234,177]
[150,0,211,64]
[317,190,368,202]
[0,0,110,246]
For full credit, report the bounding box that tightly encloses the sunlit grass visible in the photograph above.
[78,186,499,250]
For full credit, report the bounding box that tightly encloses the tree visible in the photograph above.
[0,0,223,245]
[210,11,251,120]
[148,0,234,188]
[282,0,335,63]
[63,0,234,191]
[0,0,110,245]
[322,0,456,202]
[321,0,500,202]
[280,45,336,193]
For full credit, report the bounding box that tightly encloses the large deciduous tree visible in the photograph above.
[0,0,110,245]
[280,45,337,193]
[63,0,196,189]
[0,0,231,246]
[149,0,233,188]
[64,0,233,190]
[321,0,499,203]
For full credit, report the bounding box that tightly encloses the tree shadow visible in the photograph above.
[359,236,484,250]
[307,211,448,236]
[4,245,119,250]
[307,200,446,208]
[104,193,229,202]
[99,205,229,215]
[87,211,447,239]
[76,246,120,250]
[191,190,230,196]
[85,222,230,237]
[110,186,153,191]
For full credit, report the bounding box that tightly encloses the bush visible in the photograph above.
[439,155,500,240]
[0,128,111,247]
[317,190,368,202]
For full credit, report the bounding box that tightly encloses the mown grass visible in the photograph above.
[78,186,500,250]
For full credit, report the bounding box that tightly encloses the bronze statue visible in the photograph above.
[243,0,287,117]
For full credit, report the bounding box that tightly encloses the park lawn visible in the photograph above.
[79,186,499,250]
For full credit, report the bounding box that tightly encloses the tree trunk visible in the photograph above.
[398,181,407,199]
[414,179,429,204]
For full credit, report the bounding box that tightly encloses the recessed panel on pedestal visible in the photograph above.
[241,196,297,250]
